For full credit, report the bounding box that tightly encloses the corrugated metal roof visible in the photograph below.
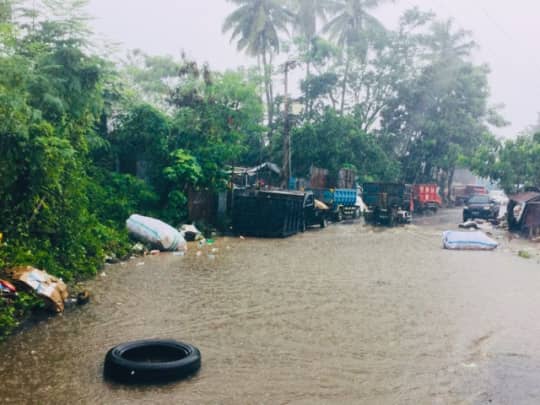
[508,192,540,203]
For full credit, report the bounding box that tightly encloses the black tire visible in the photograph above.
[335,208,344,222]
[104,339,201,384]
[320,218,327,228]
[463,213,468,222]
[354,207,360,219]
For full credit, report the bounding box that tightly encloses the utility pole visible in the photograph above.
[282,60,297,189]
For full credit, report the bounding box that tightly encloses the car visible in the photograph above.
[462,194,500,222]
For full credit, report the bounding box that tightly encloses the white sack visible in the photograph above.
[443,230,498,251]
[127,214,186,251]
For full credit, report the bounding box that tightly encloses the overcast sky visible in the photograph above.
[87,0,540,138]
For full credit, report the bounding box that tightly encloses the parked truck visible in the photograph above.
[362,182,412,226]
[412,184,442,213]
[310,188,362,221]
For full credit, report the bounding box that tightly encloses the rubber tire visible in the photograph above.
[104,339,201,384]
[354,208,360,219]
[336,209,343,222]
[463,213,468,222]
[320,218,328,228]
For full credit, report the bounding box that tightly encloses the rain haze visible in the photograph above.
[87,0,540,138]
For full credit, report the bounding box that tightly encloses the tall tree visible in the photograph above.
[324,0,389,115]
[223,0,293,128]
[289,0,332,115]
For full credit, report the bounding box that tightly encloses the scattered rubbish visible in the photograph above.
[196,251,202,257]
[131,242,146,255]
[76,290,90,305]
[226,246,231,250]
[0,279,16,293]
[459,220,479,230]
[179,224,202,242]
[442,231,498,251]
[105,255,120,264]
[207,254,216,260]
[239,236,245,240]
[206,239,215,245]
[518,250,531,259]
[198,239,206,248]
[211,248,219,253]
[150,250,160,256]
[127,214,186,252]
[100,272,107,277]
[173,251,185,257]
[136,262,145,267]
[8,266,68,312]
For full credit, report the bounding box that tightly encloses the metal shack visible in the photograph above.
[507,192,540,237]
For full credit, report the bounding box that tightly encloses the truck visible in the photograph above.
[301,191,330,230]
[362,182,412,226]
[452,184,488,206]
[412,184,442,213]
[309,188,362,221]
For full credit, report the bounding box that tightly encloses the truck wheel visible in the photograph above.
[354,207,360,219]
[336,209,343,222]
[320,218,327,228]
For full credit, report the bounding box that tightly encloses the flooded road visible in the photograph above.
[2,209,540,404]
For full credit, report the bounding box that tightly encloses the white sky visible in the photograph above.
[87,0,540,138]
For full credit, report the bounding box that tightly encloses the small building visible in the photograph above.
[231,162,281,188]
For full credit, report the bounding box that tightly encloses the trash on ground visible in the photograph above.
[206,239,215,245]
[76,290,90,305]
[458,220,479,230]
[8,266,68,312]
[127,214,186,251]
[105,254,120,264]
[211,248,219,253]
[518,250,531,259]
[207,254,216,260]
[131,242,146,255]
[197,239,206,248]
[136,262,145,267]
[180,224,202,242]
[196,251,202,257]
[239,236,245,240]
[442,231,498,251]
[150,249,160,255]
[0,279,16,293]
[173,251,185,257]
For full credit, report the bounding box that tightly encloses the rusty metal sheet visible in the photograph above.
[508,192,540,204]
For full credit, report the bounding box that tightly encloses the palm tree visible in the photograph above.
[290,0,332,116]
[223,0,293,127]
[324,0,389,115]
[424,19,476,63]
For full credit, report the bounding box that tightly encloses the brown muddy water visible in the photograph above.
[1,209,540,404]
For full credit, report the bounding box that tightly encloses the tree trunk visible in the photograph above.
[447,167,455,204]
[340,51,351,116]
[261,49,273,128]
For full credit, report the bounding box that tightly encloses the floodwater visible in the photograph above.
[1,209,540,404]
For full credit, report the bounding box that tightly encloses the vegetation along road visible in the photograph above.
[1,210,539,404]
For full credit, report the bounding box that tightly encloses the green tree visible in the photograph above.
[223,0,293,128]
[324,0,389,115]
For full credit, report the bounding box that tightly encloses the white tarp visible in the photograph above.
[443,231,498,251]
[127,214,186,251]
